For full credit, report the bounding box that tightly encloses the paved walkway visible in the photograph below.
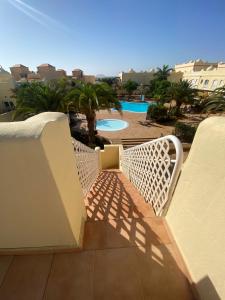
[0,170,195,300]
[96,110,174,140]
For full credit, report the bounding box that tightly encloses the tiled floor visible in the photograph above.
[0,170,195,300]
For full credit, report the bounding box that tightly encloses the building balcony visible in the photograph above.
[0,113,224,300]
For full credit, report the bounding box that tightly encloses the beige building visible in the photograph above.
[10,63,67,82]
[0,66,16,113]
[72,68,83,80]
[72,68,96,83]
[120,59,225,91]
[10,64,30,81]
[175,59,225,91]
[119,68,183,85]
[83,75,96,84]
[37,63,56,78]
[37,63,67,81]
[27,72,42,81]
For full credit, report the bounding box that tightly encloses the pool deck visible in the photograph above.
[96,110,173,140]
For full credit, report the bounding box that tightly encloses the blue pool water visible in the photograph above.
[117,101,151,113]
[96,119,128,131]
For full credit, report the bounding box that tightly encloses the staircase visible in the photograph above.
[0,136,194,299]
[83,170,194,299]
[111,137,157,149]
[0,170,195,300]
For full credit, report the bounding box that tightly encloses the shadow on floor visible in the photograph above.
[83,170,196,300]
[137,120,163,128]
[0,171,219,299]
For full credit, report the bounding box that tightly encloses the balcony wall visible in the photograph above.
[166,117,225,300]
[100,144,120,169]
[0,112,86,251]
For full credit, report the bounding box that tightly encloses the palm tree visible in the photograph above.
[122,80,138,98]
[168,80,196,113]
[13,79,71,119]
[67,82,121,143]
[154,65,173,81]
[204,86,225,112]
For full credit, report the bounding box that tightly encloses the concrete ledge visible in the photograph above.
[0,112,86,251]
[166,116,225,300]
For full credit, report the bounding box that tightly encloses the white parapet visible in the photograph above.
[0,112,86,251]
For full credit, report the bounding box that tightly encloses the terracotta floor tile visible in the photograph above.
[93,248,143,300]
[104,219,134,249]
[0,256,13,286]
[141,217,172,245]
[84,215,171,251]
[44,251,94,300]
[83,220,107,250]
[107,217,172,248]
[86,202,135,221]
[134,245,194,300]
[0,254,52,300]
[132,202,155,218]
[0,171,193,299]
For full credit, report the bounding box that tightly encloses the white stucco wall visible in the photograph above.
[0,112,86,251]
[166,117,225,300]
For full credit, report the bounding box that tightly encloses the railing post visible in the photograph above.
[95,146,102,171]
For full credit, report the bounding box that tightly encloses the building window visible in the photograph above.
[219,80,224,87]
[4,101,10,107]
[3,100,15,112]
[10,102,15,109]
[189,79,197,87]
[211,80,218,89]
[200,79,203,84]
[203,80,209,88]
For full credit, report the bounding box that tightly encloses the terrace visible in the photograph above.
[0,112,224,300]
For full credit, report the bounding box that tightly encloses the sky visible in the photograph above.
[1,0,225,76]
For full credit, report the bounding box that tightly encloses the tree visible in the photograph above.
[150,79,171,103]
[204,86,225,112]
[13,79,71,119]
[122,80,138,97]
[67,82,121,143]
[154,65,173,81]
[145,65,173,100]
[98,77,119,86]
[168,80,196,113]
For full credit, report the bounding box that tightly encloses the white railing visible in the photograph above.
[72,138,100,196]
[121,135,183,216]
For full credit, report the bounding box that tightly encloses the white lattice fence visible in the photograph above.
[72,138,100,196]
[121,135,183,216]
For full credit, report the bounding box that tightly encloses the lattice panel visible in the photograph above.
[121,136,182,216]
[72,138,99,196]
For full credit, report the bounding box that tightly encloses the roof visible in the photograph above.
[0,66,12,78]
[11,64,27,68]
[38,63,55,68]
[72,68,83,72]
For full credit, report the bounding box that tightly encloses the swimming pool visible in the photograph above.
[96,119,128,131]
[117,101,151,113]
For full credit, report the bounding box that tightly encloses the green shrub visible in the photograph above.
[174,122,197,143]
[146,103,178,122]
[146,104,168,122]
